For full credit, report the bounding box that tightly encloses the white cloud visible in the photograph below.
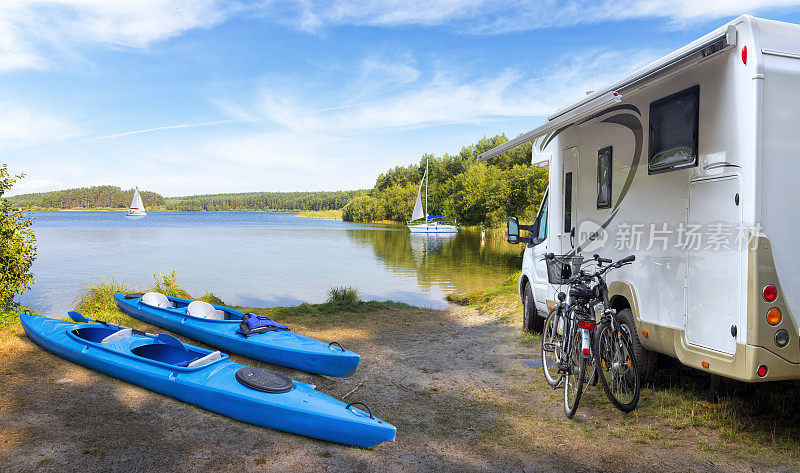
[233,48,659,134]
[8,177,61,194]
[358,51,420,89]
[0,0,238,72]
[275,0,800,33]
[0,102,81,149]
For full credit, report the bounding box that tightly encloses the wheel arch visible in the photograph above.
[518,272,530,304]
[607,280,641,325]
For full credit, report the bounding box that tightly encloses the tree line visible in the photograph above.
[7,186,165,210]
[342,134,548,227]
[164,191,359,212]
[6,186,360,212]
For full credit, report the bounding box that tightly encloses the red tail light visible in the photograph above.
[763,285,778,302]
[582,348,591,355]
[578,321,595,330]
[757,365,767,377]
[742,45,748,64]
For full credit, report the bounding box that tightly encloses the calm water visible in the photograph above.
[19,212,523,315]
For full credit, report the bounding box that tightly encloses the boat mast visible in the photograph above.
[425,158,428,221]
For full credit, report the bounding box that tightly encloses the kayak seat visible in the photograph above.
[187,300,226,320]
[132,343,206,366]
[72,326,120,343]
[142,292,175,309]
[187,351,223,368]
[101,328,133,343]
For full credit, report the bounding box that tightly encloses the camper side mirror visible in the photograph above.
[507,216,520,244]
[507,217,534,245]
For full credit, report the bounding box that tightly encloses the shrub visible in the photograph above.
[151,270,192,299]
[199,291,225,306]
[0,165,36,312]
[327,286,360,305]
[73,278,138,315]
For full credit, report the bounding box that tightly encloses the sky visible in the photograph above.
[3,1,800,197]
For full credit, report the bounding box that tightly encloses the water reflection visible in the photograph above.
[21,212,524,314]
[347,227,523,293]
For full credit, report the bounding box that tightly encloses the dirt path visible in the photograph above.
[0,305,794,472]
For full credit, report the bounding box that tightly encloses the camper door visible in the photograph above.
[561,147,579,254]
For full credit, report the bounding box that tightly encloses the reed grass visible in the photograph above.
[73,277,138,315]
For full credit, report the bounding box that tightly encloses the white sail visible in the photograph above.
[130,188,145,212]
[126,187,146,217]
[410,171,425,221]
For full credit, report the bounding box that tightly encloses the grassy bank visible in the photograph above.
[446,276,800,468]
[296,209,343,219]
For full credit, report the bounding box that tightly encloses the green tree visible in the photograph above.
[0,165,36,312]
[342,194,385,222]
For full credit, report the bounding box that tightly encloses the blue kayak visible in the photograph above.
[20,312,395,448]
[113,293,360,377]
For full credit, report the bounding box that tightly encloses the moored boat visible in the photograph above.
[126,187,146,217]
[407,159,458,233]
[114,292,360,377]
[20,312,395,448]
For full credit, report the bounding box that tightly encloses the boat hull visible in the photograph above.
[114,294,360,377]
[407,222,458,233]
[19,313,395,448]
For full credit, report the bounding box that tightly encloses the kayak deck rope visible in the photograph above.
[345,401,373,419]
[328,341,345,351]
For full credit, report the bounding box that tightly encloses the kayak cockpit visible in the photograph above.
[72,326,122,343]
[131,343,213,367]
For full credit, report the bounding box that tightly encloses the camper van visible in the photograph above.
[480,15,800,383]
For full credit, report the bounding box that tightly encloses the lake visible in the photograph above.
[19,212,523,315]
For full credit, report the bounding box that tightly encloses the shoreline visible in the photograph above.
[2,280,797,471]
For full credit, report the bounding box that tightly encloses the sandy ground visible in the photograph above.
[0,304,795,473]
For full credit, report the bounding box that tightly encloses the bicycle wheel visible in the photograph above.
[595,320,641,412]
[542,308,564,388]
[564,323,586,419]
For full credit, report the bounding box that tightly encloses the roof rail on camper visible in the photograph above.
[478,23,738,162]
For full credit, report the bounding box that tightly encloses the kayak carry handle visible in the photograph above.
[345,401,373,419]
[328,341,345,352]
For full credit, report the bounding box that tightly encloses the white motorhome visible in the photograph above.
[481,15,800,382]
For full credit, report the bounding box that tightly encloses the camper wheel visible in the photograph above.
[616,308,657,384]
[522,282,544,333]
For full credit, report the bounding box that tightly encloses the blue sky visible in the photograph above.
[3,1,800,196]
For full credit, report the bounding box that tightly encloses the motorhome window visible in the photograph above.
[597,147,612,209]
[536,193,548,244]
[564,172,573,233]
[648,85,699,174]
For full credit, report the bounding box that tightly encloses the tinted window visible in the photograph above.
[597,146,612,209]
[537,193,548,243]
[648,85,699,174]
[564,172,572,233]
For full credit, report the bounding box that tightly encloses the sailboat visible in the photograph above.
[407,159,458,234]
[126,187,146,217]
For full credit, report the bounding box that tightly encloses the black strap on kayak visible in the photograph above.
[328,341,344,352]
[125,293,145,299]
[345,402,373,419]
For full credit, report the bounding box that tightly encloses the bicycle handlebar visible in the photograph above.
[564,254,635,284]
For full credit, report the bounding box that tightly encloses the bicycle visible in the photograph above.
[541,253,640,417]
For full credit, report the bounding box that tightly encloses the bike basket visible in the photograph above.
[545,255,584,285]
